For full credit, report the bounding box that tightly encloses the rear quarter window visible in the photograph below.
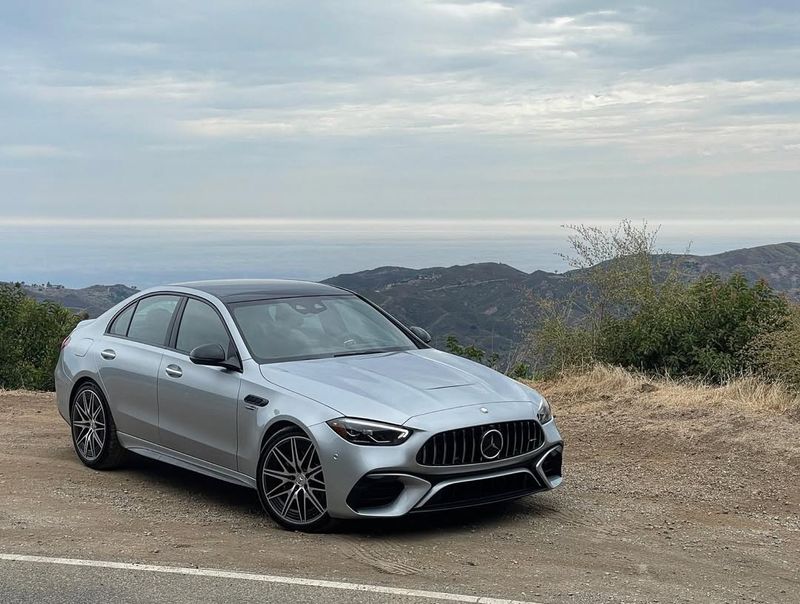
[108,303,136,336]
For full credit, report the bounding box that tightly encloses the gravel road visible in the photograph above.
[0,388,797,603]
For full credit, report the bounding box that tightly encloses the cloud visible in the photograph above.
[0,144,75,159]
[0,0,798,220]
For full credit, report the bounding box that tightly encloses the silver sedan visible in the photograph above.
[55,280,563,531]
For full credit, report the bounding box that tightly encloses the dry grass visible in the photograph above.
[528,364,800,416]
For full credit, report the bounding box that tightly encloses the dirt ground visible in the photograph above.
[0,382,798,603]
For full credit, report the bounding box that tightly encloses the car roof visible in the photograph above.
[171,279,348,303]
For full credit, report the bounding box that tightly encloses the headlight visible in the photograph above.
[327,418,411,446]
[537,398,553,423]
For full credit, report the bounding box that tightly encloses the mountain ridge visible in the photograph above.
[6,241,798,356]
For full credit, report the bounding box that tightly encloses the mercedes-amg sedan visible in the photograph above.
[55,280,563,531]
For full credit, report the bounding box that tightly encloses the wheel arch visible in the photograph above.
[68,376,104,412]
[259,419,307,455]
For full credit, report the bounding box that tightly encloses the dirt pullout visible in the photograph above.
[0,386,798,603]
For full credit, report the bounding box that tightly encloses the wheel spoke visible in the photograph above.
[273,447,294,473]
[305,487,325,514]
[75,400,89,421]
[280,486,298,516]
[289,438,301,470]
[297,441,313,471]
[266,482,294,499]
[263,468,293,483]
[295,488,307,521]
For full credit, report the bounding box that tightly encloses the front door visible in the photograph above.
[157,297,241,469]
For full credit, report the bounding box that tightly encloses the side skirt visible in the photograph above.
[117,433,256,489]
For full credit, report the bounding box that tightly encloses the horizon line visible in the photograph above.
[2,217,800,229]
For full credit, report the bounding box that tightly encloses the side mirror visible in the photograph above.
[409,326,432,344]
[189,343,241,371]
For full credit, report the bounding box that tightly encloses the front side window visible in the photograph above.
[176,298,232,354]
[230,295,417,363]
[126,295,180,347]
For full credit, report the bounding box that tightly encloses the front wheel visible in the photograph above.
[70,382,125,470]
[256,426,334,532]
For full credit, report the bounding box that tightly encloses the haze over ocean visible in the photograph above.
[3,219,798,288]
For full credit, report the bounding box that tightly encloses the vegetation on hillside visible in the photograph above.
[0,284,82,390]
[529,221,799,389]
[2,222,798,394]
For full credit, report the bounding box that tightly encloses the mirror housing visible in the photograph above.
[189,343,241,372]
[409,326,432,344]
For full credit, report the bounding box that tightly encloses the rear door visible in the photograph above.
[157,297,241,469]
[97,294,181,443]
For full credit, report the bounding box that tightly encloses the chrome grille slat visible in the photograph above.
[417,420,545,466]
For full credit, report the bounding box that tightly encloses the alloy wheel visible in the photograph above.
[71,388,106,461]
[262,435,327,525]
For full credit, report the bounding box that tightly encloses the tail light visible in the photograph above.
[61,336,71,350]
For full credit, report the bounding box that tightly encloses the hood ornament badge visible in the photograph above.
[480,407,489,414]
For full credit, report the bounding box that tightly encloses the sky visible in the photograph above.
[0,1,798,284]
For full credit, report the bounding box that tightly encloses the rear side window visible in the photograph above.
[126,295,181,347]
[109,303,136,336]
[176,298,232,354]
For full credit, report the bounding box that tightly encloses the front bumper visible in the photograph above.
[307,400,564,519]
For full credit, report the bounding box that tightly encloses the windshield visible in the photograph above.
[229,295,418,363]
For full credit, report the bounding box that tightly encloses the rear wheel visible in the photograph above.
[257,426,334,532]
[70,382,125,469]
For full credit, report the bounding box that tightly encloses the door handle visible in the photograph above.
[100,349,116,360]
[165,364,183,378]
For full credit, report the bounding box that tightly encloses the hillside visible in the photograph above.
[14,283,138,317]
[8,242,799,357]
[324,242,800,355]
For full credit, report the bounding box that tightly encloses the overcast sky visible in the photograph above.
[1,0,799,222]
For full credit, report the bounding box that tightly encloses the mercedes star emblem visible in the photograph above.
[480,428,504,460]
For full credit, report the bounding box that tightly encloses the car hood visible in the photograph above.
[259,348,539,426]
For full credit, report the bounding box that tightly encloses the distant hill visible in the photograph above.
[672,242,800,298]
[324,242,800,356]
[7,242,799,357]
[12,283,139,317]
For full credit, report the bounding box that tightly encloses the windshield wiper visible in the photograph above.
[332,349,396,358]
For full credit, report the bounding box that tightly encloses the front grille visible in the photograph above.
[416,420,544,466]
[419,471,541,511]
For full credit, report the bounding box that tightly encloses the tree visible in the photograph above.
[0,284,81,390]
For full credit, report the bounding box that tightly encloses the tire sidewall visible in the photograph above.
[70,383,113,468]
[256,426,332,532]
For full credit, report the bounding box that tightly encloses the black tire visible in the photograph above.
[256,426,335,532]
[70,382,126,470]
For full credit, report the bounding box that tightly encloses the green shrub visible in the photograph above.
[750,304,800,389]
[529,221,795,386]
[445,335,499,368]
[597,274,790,382]
[0,284,81,390]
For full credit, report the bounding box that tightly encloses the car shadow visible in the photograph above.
[118,453,560,534]
[120,454,264,518]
